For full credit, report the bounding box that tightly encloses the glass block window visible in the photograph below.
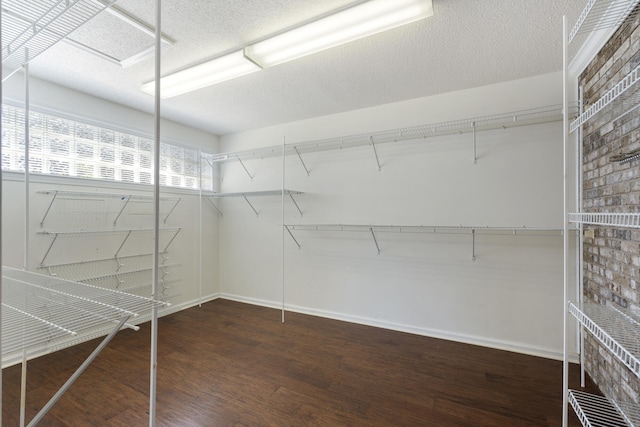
[1,104,216,190]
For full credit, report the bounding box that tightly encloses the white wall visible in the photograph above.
[3,74,216,151]
[218,72,578,360]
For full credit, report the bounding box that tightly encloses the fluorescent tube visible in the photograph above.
[244,0,433,67]
[141,50,261,99]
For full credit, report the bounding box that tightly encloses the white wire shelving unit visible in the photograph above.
[205,189,303,217]
[209,104,570,175]
[284,224,562,258]
[2,266,166,425]
[2,0,118,82]
[563,1,640,424]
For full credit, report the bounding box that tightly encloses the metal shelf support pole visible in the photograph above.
[39,233,59,266]
[472,122,477,164]
[284,225,301,249]
[39,191,58,226]
[370,137,382,171]
[471,229,476,261]
[370,227,381,254]
[236,156,254,180]
[293,146,310,176]
[163,229,182,252]
[289,194,303,216]
[163,198,181,224]
[243,195,259,217]
[206,197,223,217]
[26,316,130,427]
[113,230,132,259]
[113,195,132,226]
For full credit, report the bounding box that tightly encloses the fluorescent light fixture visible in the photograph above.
[245,0,433,67]
[141,0,432,97]
[141,50,261,98]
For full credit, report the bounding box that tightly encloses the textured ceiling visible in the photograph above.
[24,0,585,136]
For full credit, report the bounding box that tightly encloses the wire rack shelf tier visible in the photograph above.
[210,104,569,164]
[37,190,181,202]
[569,212,640,228]
[284,224,562,235]
[569,302,640,379]
[568,390,640,427]
[570,64,640,132]
[1,266,166,359]
[39,190,182,226]
[205,189,303,198]
[2,0,118,81]
[569,0,640,43]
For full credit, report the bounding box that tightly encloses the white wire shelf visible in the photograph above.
[36,227,182,266]
[569,302,640,378]
[285,224,562,234]
[570,64,640,133]
[569,0,640,43]
[284,224,562,257]
[2,0,118,81]
[38,190,182,226]
[209,104,568,164]
[569,389,640,426]
[36,251,169,271]
[205,190,303,198]
[205,190,304,217]
[1,266,166,358]
[59,264,177,284]
[568,212,640,228]
[37,227,181,236]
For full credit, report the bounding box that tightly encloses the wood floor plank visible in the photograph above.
[2,299,597,426]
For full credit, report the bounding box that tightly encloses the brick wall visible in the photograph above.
[580,8,640,405]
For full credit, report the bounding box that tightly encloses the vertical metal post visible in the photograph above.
[198,151,202,306]
[282,137,285,323]
[562,15,569,427]
[21,51,31,427]
[472,122,477,164]
[578,87,585,388]
[24,49,30,272]
[0,1,3,420]
[471,229,476,261]
[149,0,161,425]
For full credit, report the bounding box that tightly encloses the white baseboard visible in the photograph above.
[219,292,579,363]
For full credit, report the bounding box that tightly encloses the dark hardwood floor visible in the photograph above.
[2,299,596,426]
